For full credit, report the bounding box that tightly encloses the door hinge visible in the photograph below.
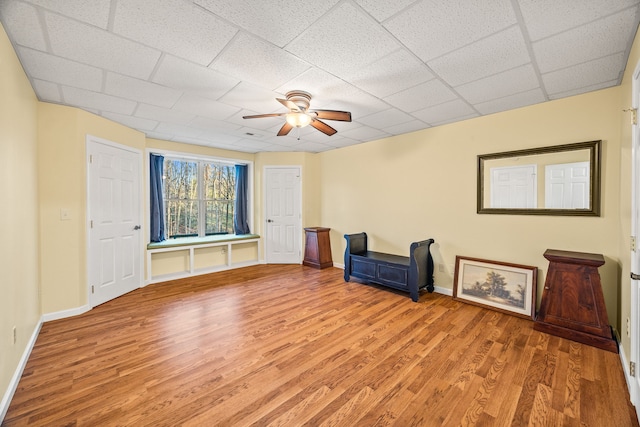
[632,236,637,252]
[89,154,93,164]
[90,220,93,228]
[631,361,636,377]
[91,285,94,294]
[624,108,638,125]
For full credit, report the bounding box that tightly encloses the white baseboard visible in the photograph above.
[433,285,453,296]
[620,343,640,419]
[41,304,91,322]
[0,318,42,423]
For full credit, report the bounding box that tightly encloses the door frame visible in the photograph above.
[630,59,640,409]
[86,134,144,308]
[263,165,303,264]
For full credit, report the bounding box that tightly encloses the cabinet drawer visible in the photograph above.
[351,258,376,279]
[377,264,409,289]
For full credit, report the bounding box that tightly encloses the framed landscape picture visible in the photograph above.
[453,256,538,320]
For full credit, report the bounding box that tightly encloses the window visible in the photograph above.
[163,158,237,238]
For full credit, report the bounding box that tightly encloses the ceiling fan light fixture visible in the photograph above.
[285,112,312,128]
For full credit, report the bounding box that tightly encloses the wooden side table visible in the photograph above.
[303,227,333,269]
[534,249,617,353]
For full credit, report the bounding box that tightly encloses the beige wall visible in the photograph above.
[38,104,146,313]
[319,87,623,332]
[0,24,40,407]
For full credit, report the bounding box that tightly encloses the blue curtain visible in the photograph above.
[150,154,166,242]
[234,164,251,235]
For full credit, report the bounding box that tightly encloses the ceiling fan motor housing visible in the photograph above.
[286,90,312,111]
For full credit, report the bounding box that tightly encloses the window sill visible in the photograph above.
[147,234,260,250]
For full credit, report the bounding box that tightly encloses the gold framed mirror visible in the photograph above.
[477,140,601,216]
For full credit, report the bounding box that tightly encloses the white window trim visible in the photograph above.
[145,148,254,242]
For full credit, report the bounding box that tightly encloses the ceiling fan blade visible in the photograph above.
[312,110,352,122]
[310,119,337,136]
[277,98,300,112]
[243,113,286,119]
[277,122,294,136]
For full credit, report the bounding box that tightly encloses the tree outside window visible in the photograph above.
[163,158,236,238]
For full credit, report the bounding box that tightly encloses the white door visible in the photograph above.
[631,60,640,409]
[87,136,142,307]
[265,166,301,264]
[490,164,537,208]
[545,162,590,209]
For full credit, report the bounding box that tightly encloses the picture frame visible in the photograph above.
[453,256,537,320]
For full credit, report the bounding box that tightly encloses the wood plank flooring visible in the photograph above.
[3,265,638,426]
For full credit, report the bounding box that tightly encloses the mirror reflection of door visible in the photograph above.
[490,165,537,208]
[544,161,590,209]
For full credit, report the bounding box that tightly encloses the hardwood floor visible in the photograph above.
[3,265,638,426]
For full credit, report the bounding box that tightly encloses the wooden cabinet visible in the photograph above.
[303,227,333,269]
[534,249,617,353]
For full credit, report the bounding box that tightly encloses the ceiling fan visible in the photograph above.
[242,90,352,137]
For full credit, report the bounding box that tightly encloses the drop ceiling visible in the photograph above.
[1,0,639,153]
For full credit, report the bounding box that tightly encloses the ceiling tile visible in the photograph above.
[384,79,457,113]
[428,26,531,87]
[354,0,420,22]
[412,99,477,125]
[276,68,354,106]
[323,136,361,149]
[194,131,243,146]
[211,32,310,90]
[542,53,625,95]
[194,0,340,47]
[533,9,638,73]
[320,87,391,120]
[233,138,276,151]
[45,12,161,79]
[135,103,196,125]
[101,111,159,132]
[344,49,435,98]
[339,125,390,142]
[113,0,237,66]
[384,0,516,62]
[105,73,183,109]
[17,47,103,91]
[474,88,545,115]
[548,79,618,100]
[0,1,47,50]
[518,0,639,41]
[455,64,540,104]
[31,79,60,102]
[385,119,431,135]
[172,94,240,121]
[189,117,242,133]
[146,130,175,141]
[358,108,415,129]
[27,0,111,28]
[286,2,400,76]
[61,86,137,115]
[217,82,284,113]
[152,55,239,101]
[155,122,205,139]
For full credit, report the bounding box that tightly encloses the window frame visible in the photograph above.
[147,149,253,241]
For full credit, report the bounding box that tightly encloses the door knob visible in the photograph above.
[267,219,273,223]
[133,225,141,230]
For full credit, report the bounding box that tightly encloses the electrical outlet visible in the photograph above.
[438,263,445,273]
[627,317,631,338]
[12,326,16,345]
